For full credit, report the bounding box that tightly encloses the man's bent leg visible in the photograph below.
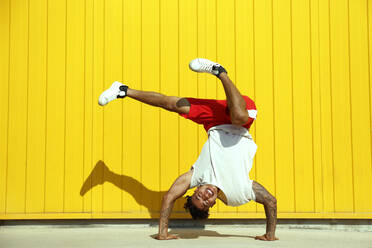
[188,58,249,125]
[218,73,249,125]
[127,88,190,115]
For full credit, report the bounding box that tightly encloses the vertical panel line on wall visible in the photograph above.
[234,0,238,213]
[270,0,277,197]
[177,0,181,178]
[204,1,207,88]
[43,0,49,214]
[82,0,87,212]
[140,0,143,213]
[63,0,68,213]
[196,0,199,153]
[5,0,11,214]
[196,0,198,82]
[316,0,325,213]
[308,0,316,212]
[215,0,218,212]
[90,0,94,217]
[121,0,124,213]
[81,0,87,212]
[252,0,257,212]
[102,0,106,212]
[328,0,336,212]
[159,0,162,195]
[215,0,218,99]
[367,0,372,181]
[290,0,296,212]
[346,0,355,212]
[234,0,237,86]
[24,0,30,213]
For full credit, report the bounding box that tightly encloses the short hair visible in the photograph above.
[183,195,209,220]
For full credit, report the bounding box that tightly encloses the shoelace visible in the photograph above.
[200,62,215,72]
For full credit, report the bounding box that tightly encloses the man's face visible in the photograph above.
[191,184,218,211]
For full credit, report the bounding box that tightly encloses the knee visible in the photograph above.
[231,111,249,126]
[162,96,188,113]
[162,97,176,111]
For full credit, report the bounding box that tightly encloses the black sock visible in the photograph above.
[213,65,227,78]
[117,85,129,98]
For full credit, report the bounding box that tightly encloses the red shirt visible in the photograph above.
[179,96,257,132]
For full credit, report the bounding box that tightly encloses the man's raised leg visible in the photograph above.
[98,81,190,115]
[126,88,190,115]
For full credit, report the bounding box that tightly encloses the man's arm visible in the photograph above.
[252,181,278,241]
[155,169,193,240]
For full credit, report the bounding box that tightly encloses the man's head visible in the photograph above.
[184,184,219,220]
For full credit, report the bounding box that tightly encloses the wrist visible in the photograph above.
[158,230,168,236]
[265,232,275,238]
[156,233,167,240]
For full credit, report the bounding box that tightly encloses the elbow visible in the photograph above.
[162,193,170,201]
[262,195,277,209]
[268,196,277,209]
[162,193,175,203]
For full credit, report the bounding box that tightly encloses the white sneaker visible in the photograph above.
[98,81,128,106]
[189,58,226,76]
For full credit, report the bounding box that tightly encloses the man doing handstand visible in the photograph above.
[98,58,278,241]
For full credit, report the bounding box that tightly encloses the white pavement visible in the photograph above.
[1,225,371,248]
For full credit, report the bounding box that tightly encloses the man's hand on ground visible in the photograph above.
[154,234,180,240]
[254,233,279,241]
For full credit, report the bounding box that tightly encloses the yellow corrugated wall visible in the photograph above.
[1,0,372,220]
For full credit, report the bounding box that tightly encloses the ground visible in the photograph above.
[1,224,371,248]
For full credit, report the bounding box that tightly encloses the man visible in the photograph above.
[98,58,278,241]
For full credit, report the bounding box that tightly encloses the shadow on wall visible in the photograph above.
[80,161,255,238]
[80,160,186,218]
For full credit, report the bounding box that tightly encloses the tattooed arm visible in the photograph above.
[155,170,193,240]
[157,199,177,240]
[252,181,278,241]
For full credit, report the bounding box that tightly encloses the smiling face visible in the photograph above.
[191,184,219,211]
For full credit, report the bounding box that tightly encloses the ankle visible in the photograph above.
[117,85,128,98]
[218,72,228,80]
[214,65,228,78]
[126,88,135,97]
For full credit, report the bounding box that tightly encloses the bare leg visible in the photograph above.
[126,88,190,115]
[218,73,249,125]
